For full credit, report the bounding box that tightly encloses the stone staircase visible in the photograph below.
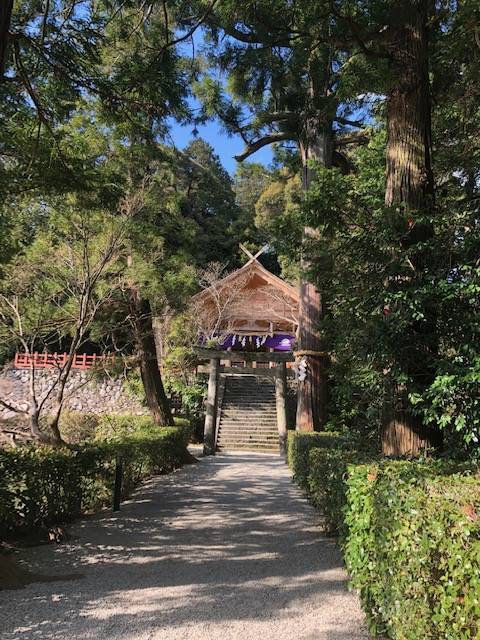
[216,375,279,452]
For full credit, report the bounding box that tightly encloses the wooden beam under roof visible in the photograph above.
[194,348,295,362]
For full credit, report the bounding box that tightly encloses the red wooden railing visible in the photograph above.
[14,352,115,370]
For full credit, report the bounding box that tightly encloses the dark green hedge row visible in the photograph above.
[0,426,189,539]
[304,444,480,639]
[308,446,375,533]
[286,430,347,491]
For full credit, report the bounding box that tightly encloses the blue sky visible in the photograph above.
[169,116,273,176]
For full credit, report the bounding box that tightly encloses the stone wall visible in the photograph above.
[0,367,148,420]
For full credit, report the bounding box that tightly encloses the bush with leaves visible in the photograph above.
[300,444,480,639]
[302,133,480,454]
[0,423,189,539]
[307,446,375,534]
[286,431,348,492]
[343,460,480,639]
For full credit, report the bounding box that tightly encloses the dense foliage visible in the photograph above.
[342,460,480,639]
[286,431,348,492]
[0,423,190,538]
[302,142,480,453]
[290,439,480,638]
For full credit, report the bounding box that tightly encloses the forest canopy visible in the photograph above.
[0,0,479,456]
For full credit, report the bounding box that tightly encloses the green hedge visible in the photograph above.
[303,445,480,639]
[287,430,347,491]
[307,446,374,533]
[344,460,480,639]
[0,426,188,539]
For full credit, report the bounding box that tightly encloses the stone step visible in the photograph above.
[218,438,277,442]
[219,420,277,425]
[219,423,277,429]
[218,429,278,436]
[223,402,275,406]
[217,441,279,449]
[227,380,274,384]
[222,410,275,415]
[218,424,278,436]
[221,403,276,409]
[220,411,275,418]
[220,420,277,425]
[224,388,275,393]
[223,398,275,402]
[217,447,279,453]
[219,425,278,431]
[220,412,277,423]
[221,405,276,410]
[218,435,278,444]
[225,390,275,396]
[218,428,277,432]
[220,415,277,420]
[222,400,275,406]
[221,416,276,420]
[224,396,275,407]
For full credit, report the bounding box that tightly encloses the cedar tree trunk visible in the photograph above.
[382,0,440,455]
[296,112,333,432]
[385,2,434,209]
[131,291,173,426]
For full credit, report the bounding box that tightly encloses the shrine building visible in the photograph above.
[194,246,299,456]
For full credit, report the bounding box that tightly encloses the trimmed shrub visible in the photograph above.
[0,425,188,539]
[342,460,480,639]
[93,414,158,440]
[297,442,480,638]
[287,431,347,491]
[307,446,373,533]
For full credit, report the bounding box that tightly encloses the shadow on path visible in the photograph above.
[0,453,369,640]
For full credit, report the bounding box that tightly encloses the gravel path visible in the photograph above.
[0,452,369,640]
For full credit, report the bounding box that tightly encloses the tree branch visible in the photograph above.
[216,22,303,48]
[234,132,294,162]
[0,398,27,415]
[0,0,13,79]
[335,116,365,128]
[160,0,219,51]
[335,130,370,146]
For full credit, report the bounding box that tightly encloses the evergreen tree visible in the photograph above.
[193,0,370,431]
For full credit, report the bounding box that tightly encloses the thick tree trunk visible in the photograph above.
[131,291,173,426]
[382,0,440,456]
[296,121,333,432]
[0,0,13,79]
[385,2,434,210]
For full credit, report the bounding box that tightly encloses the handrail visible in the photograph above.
[14,352,115,370]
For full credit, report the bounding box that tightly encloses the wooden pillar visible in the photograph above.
[275,362,288,457]
[203,358,219,456]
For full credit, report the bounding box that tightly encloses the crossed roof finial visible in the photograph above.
[239,243,269,266]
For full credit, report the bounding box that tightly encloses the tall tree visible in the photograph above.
[194,0,368,430]
[380,0,438,454]
[0,2,206,427]
[383,1,434,209]
[177,138,245,266]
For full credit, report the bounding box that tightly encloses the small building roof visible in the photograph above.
[192,248,299,336]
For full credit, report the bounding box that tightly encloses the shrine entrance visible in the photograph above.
[196,349,295,455]
[192,245,299,455]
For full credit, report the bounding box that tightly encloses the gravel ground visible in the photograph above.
[0,452,369,640]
